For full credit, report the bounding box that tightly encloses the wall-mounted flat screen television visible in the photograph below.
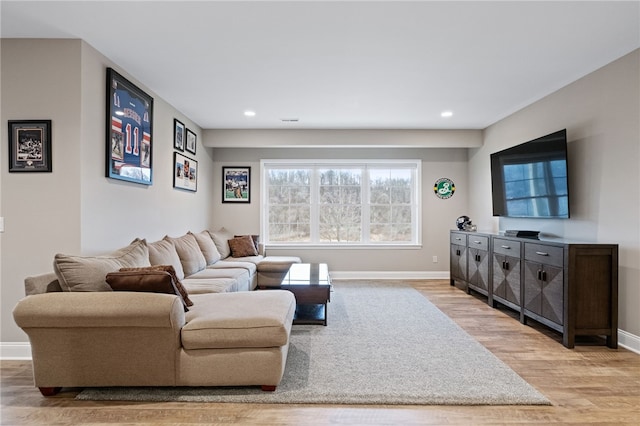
[490,129,569,218]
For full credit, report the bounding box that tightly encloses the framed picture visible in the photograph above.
[106,68,153,185]
[173,152,197,192]
[186,128,197,155]
[8,120,52,172]
[223,166,250,203]
[174,119,185,151]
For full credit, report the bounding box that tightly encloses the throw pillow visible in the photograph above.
[120,265,193,307]
[54,239,151,292]
[147,238,185,280]
[209,227,234,258]
[164,234,206,277]
[228,235,259,258]
[189,230,222,265]
[235,234,260,252]
[106,270,190,311]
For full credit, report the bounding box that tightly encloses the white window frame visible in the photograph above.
[261,159,422,248]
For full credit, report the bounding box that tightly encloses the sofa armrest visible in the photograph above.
[24,272,62,295]
[14,292,186,329]
[13,292,185,388]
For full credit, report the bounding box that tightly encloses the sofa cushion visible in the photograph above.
[53,239,151,292]
[228,235,259,258]
[189,230,221,265]
[147,238,185,280]
[165,234,206,277]
[120,265,193,307]
[208,259,258,275]
[106,270,190,311]
[209,227,234,259]
[182,291,296,350]
[184,267,251,293]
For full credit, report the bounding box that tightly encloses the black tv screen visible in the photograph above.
[490,129,569,218]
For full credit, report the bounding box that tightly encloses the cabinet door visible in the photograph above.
[541,265,563,325]
[468,248,489,291]
[450,244,467,281]
[492,254,507,299]
[524,261,563,325]
[503,255,521,305]
[493,254,521,304]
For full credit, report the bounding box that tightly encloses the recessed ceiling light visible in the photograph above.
[244,110,256,117]
[441,111,453,118]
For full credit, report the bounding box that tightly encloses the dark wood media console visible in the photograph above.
[450,230,618,349]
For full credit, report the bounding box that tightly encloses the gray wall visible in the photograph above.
[1,39,213,343]
[468,49,640,338]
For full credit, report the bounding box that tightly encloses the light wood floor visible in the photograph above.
[2,280,639,425]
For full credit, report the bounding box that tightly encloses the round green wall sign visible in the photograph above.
[434,178,455,199]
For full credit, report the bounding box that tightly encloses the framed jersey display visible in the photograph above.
[106,68,154,185]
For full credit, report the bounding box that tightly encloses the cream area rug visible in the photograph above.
[77,282,550,405]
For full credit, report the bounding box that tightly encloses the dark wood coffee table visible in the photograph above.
[280,263,331,325]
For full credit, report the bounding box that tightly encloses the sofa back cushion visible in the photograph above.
[164,234,206,277]
[147,238,185,280]
[209,227,234,259]
[53,239,151,292]
[189,230,221,265]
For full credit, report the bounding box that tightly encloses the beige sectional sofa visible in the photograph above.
[13,229,302,396]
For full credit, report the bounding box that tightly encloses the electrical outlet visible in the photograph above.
[0,217,4,233]
[432,256,438,263]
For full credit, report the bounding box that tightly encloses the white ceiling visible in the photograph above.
[2,1,639,130]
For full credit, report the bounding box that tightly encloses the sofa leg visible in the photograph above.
[38,387,62,396]
[261,385,276,392]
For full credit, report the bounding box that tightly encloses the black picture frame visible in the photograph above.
[174,119,185,151]
[106,68,154,185]
[222,166,250,203]
[8,120,52,172]
[174,152,197,192]
[186,128,197,155]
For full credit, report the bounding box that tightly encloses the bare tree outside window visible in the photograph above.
[263,161,420,245]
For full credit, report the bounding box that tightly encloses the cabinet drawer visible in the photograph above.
[450,232,467,246]
[525,243,564,267]
[467,235,489,251]
[493,238,521,257]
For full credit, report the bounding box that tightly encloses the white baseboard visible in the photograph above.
[330,270,450,280]
[618,330,640,354]
[1,342,31,360]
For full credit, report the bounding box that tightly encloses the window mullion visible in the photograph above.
[310,167,319,243]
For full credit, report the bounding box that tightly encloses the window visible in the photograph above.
[262,160,421,246]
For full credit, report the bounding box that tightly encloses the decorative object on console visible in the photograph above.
[504,230,540,239]
[173,119,185,151]
[8,119,52,172]
[455,215,476,231]
[186,128,197,155]
[173,152,197,192]
[106,68,153,185]
[223,166,251,203]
